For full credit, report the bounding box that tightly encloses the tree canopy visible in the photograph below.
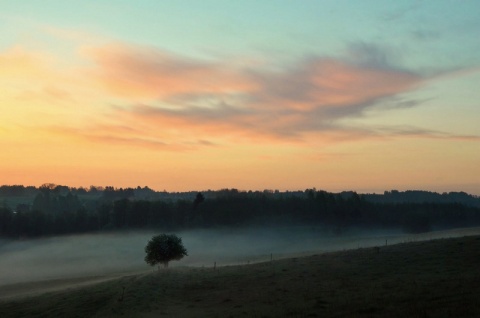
[1,186,480,239]
[144,234,188,268]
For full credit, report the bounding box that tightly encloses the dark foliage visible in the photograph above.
[193,192,205,210]
[0,185,479,238]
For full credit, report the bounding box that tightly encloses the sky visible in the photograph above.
[1,1,480,194]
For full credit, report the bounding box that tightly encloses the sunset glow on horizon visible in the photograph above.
[1,1,480,194]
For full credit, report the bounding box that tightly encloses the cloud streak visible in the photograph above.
[2,41,478,151]
[83,43,255,101]
[79,43,429,146]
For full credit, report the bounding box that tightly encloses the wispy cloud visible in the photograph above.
[81,42,425,145]
[82,43,254,101]
[3,40,478,151]
[381,2,421,22]
[0,46,52,78]
[46,123,214,152]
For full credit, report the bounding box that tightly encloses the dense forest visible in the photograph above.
[1,184,479,239]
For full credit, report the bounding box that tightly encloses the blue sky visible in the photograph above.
[4,1,479,67]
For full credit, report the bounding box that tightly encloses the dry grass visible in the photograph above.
[1,235,480,317]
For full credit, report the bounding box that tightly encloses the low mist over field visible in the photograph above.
[2,226,480,287]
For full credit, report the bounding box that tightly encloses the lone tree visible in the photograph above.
[193,192,205,210]
[145,234,188,269]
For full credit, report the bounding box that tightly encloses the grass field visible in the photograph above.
[1,235,480,317]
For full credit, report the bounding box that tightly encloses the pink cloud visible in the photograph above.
[16,41,473,149]
[83,43,255,100]
[88,49,422,143]
[249,58,421,112]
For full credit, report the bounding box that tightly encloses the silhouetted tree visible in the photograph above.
[193,192,205,210]
[144,234,187,269]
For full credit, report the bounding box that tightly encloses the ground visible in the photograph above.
[1,235,480,317]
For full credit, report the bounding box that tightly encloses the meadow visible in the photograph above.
[1,231,479,317]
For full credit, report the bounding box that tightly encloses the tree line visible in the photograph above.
[1,188,480,239]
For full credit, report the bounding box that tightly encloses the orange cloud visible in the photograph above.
[249,58,420,112]
[83,43,256,101]
[0,46,81,104]
[3,41,476,153]
[82,46,424,145]
[0,47,49,77]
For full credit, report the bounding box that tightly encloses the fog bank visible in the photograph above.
[1,226,480,286]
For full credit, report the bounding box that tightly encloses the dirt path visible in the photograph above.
[0,271,145,300]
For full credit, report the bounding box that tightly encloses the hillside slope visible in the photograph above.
[1,235,480,317]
